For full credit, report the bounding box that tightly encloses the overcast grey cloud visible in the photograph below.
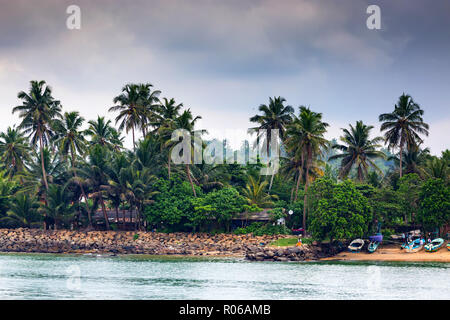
[0,0,448,153]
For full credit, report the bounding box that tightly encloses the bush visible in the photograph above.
[233,222,291,236]
[309,180,373,242]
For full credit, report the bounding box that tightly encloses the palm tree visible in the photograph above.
[388,144,430,178]
[0,127,31,177]
[425,157,448,181]
[79,145,111,229]
[379,94,429,178]
[40,184,75,230]
[110,83,160,149]
[19,148,66,203]
[85,116,120,150]
[285,106,328,235]
[154,98,183,178]
[13,80,62,191]
[330,121,386,181]
[53,111,91,225]
[249,96,294,191]
[160,109,204,196]
[241,175,278,207]
[1,194,41,228]
[152,98,183,132]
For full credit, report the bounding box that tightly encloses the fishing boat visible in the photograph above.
[424,238,445,252]
[447,243,450,251]
[348,239,364,252]
[404,238,424,253]
[368,241,380,253]
[367,233,383,253]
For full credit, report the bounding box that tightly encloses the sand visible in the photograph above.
[322,243,450,263]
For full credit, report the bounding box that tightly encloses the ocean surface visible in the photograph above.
[0,253,448,299]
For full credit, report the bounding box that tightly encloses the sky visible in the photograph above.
[0,0,449,154]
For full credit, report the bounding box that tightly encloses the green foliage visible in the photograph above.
[309,180,373,241]
[397,173,422,223]
[1,193,41,228]
[144,178,200,230]
[233,222,291,236]
[189,187,246,231]
[417,179,450,231]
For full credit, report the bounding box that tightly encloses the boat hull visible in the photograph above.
[424,238,445,252]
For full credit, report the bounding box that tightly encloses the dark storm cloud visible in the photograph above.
[0,0,449,153]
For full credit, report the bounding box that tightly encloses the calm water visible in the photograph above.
[0,253,448,299]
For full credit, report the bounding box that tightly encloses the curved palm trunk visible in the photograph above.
[186,164,197,197]
[71,152,92,228]
[168,152,171,179]
[100,197,110,230]
[294,171,301,202]
[39,132,49,190]
[303,146,312,237]
[39,131,48,230]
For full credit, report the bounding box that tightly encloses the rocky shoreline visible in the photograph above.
[245,243,342,261]
[0,228,288,256]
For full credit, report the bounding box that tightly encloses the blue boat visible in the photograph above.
[368,233,383,253]
[404,238,424,253]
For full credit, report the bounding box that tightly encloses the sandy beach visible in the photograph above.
[323,243,450,263]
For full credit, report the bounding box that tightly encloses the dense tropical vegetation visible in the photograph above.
[0,80,448,241]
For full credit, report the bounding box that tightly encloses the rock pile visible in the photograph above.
[245,243,342,261]
[0,228,285,256]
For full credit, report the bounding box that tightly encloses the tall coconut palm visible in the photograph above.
[153,98,183,178]
[53,111,91,225]
[12,80,62,191]
[330,121,386,181]
[160,109,204,196]
[0,127,31,177]
[285,106,328,235]
[379,94,429,178]
[249,96,294,192]
[85,116,120,150]
[152,98,183,131]
[109,83,160,149]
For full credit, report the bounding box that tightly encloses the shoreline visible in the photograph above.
[322,244,450,263]
[0,229,448,263]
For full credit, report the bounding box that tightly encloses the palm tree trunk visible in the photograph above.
[100,197,110,230]
[294,171,301,202]
[186,164,197,197]
[39,132,49,190]
[303,147,312,237]
[132,126,136,151]
[71,151,92,228]
[39,131,48,230]
[399,143,403,178]
[290,185,295,204]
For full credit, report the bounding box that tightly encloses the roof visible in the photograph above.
[232,208,272,221]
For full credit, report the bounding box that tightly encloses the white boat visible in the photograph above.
[348,239,364,252]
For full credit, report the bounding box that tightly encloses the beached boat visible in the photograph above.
[348,239,364,252]
[447,243,450,251]
[367,234,383,253]
[404,239,424,253]
[424,238,445,252]
[368,241,380,253]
